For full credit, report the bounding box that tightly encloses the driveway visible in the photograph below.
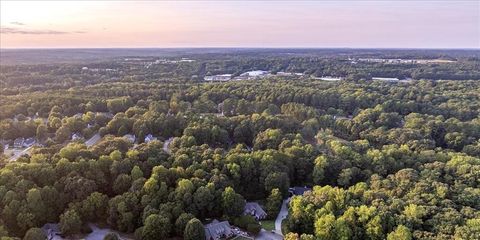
[163,137,173,154]
[85,133,101,147]
[274,198,290,235]
[255,229,283,240]
[8,146,32,162]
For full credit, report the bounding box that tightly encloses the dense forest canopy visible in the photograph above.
[0,49,479,240]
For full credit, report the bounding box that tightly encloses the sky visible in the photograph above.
[0,0,479,48]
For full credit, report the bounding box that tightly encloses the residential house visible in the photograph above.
[14,138,25,148]
[244,202,267,220]
[144,134,157,143]
[289,186,312,196]
[204,220,234,240]
[41,223,62,240]
[71,133,83,141]
[23,138,36,147]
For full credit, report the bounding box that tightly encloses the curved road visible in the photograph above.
[85,133,101,147]
[274,198,290,235]
[8,146,33,162]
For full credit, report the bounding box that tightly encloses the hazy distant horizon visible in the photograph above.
[2,47,480,50]
[1,1,479,49]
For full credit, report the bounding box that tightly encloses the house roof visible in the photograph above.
[289,186,312,195]
[205,220,232,240]
[24,138,35,145]
[244,202,267,217]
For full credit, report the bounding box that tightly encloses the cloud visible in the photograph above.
[0,27,85,35]
[10,21,25,26]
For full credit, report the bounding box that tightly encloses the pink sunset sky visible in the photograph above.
[1,0,479,48]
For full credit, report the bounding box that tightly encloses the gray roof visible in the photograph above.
[289,186,312,196]
[204,220,233,240]
[244,202,267,219]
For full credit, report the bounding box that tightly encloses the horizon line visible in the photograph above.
[2,47,479,50]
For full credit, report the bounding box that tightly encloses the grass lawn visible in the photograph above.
[260,220,275,231]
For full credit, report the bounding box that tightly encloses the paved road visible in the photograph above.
[85,133,101,147]
[255,229,283,240]
[274,198,290,235]
[163,137,173,154]
[8,146,32,162]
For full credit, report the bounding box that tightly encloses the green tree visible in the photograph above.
[184,218,205,240]
[264,172,289,197]
[36,124,48,141]
[454,218,480,240]
[23,227,46,240]
[113,174,132,194]
[387,225,412,240]
[266,188,283,218]
[222,187,245,217]
[103,232,119,240]
[60,209,82,235]
[55,126,71,143]
[175,213,195,236]
[130,166,143,181]
[193,185,215,218]
[142,214,171,240]
[314,213,335,240]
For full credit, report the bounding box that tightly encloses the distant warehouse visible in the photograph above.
[204,74,233,82]
[372,77,399,82]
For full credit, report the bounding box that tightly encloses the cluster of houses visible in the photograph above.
[353,58,455,64]
[204,220,237,240]
[204,70,306,82]
[276,71,305,77]
[204,186,313,240]
[81,67,117,72]
[13,137,36,148]
[204,201,265,240]
[202,69,418,83]
[371,77,414,83]
[142,58,196,68]
[204,74,234,82]
[122,134,157,144]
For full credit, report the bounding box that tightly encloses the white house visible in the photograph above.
[71,133,83,141]
[144,134,157,143]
